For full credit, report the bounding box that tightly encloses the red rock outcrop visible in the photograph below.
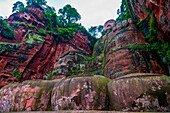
[0,5,94,88]
[131,0,170,37]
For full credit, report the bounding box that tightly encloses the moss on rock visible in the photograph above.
[0,79,61,112]
[108,73,170,111]
[51,75,111,110]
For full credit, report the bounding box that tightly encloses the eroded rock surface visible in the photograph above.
[51,75,111,110]
[0,79,61,112]
[103,20,167,79]
[53,50,86,76]
[133,0,170,36]
[108,73,170,111]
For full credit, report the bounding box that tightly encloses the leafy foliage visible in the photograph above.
[116,0,132,23]
[42,4,96,42]
[46,71,57,80]
[38,28,46,35]
[88,26,97,37]
[12,71,21,80]
[0,43,19,54]
[20,22,39,30]
[10,1,96,42]
[26,0,47,6]
[144,12,170,64]
[45,12,61,31]
[129,43,169,64]
[145,12,157,42]
[88,25,104,38]
[54,27,74,41]
[12,1,25,12]
[0,19,15,39]
[58,4,81,24]
[44,5,56,13]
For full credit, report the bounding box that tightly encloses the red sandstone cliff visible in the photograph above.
[0,0,169,88]
[0,5,95,88]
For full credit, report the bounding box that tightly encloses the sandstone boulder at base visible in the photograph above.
[108,73,170,112]
[51,75,111,110]
[0,79,61,112]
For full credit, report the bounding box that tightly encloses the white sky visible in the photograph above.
[0,0,121,29]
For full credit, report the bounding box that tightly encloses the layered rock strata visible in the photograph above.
[103,19,167,79]
[0,6,94,88]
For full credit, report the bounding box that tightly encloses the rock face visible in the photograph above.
[0,0,169,112]
[53,50,86,76]
[102,19,167,79]
[0,5,95,88]
[51,75,110,110]
[0,79,61,112]
[133,0,170,36]
[83,37,104,75]
[0,74,19,88]
[108,74,170,111]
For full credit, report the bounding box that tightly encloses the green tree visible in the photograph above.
[45,12,61,30]
[0,19,14,39]
[88,25,104,38]
[26,0,47,6]
[44,5,56,13]
[88,26,97,37]
[97,25,104,35]
[12,1,24,12]
[58,4,81,24]
[116,0,132,23]
[58,16,67,27]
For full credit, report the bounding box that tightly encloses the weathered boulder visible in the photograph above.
[108,73,170,111]
[0,83,19,112]
[51,75,111,110]
[0,79,61,112]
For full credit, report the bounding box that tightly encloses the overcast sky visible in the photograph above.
[0,0,121,29]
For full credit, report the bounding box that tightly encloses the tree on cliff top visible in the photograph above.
[58,4,81,24]
[12,1,25,12]
[88,25,104,38]
[116,0,132,23]
[26,0,47,6]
